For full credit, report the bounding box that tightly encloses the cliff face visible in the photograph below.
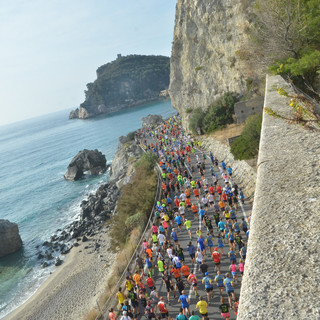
[110,136,142,189]
[170,0,253,128]
[70,55,170,119]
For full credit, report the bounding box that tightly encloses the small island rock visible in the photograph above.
[64,149,107,181]
[0,220,23,257]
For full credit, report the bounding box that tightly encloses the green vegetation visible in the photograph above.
[249,0,320,98]
[186,108,193,114]
[126,131,135,141]
[230,113,262,160]
[110,152,157,248]
[81,55,170,113]
[194,66,203,71]
[189,93,237,135]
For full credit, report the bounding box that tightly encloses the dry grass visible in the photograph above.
[89,227,145,319]
[82,309,99,320]
[208,123,245,144]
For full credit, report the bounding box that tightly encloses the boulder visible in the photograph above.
[54,257,63,266]
[141,114,163,128]
[64,149,107,180]
[0,220,22,257]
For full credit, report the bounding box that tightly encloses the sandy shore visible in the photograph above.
[6,225,116,320]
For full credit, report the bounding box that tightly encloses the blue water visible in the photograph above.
[0,100,175,318]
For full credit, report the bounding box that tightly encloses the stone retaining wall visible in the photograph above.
[238,75,320,319]
[200,136,256,203]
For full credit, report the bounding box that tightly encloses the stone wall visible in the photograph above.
[200,136,256,202]
[238,75,320,319]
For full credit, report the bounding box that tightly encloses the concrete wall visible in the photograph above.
[200,136,256,202]
[234,96,264,124]
[238,75,320,319]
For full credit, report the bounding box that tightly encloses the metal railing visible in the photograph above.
[95,141,162,320]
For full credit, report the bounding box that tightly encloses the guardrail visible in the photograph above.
[95,140,162,320]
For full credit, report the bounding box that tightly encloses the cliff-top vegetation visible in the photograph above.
[243,0,320,99]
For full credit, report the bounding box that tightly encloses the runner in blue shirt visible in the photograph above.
[171,228,179,244]
[215,270,225,296]
[202,272,214,303]
[199,207,206,222]
[175,214,182,230]
[223,273,235,307]
[197,235,206,254]
[178,290,190,315]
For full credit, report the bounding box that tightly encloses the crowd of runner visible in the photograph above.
[110,114,250,320]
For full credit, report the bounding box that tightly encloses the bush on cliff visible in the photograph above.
[111,152,157,248]
[230,113,262,160]
[189,93,237,135]
[243,0,320,99]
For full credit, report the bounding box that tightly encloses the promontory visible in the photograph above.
[69,54,170,119]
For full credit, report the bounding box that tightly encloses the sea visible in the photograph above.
[0,100,175,319]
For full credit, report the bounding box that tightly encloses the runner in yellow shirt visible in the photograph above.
[196,296,208,320]
[116,287,125,306]
[184,219,192,240]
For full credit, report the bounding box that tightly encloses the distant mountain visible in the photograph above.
[69,54,170,119]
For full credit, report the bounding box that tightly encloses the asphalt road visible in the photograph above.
[131,126,252,320]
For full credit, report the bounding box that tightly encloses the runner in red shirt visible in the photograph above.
[146,276,155,290]
[212,247,222,272]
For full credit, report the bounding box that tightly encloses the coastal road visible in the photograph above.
[135,128,252,320]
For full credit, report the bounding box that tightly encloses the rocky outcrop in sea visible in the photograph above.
[64,149,107,181]
[37,134,142,268]
[0,220,23,257]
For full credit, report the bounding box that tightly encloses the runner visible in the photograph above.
[178,290,191,315]
[195,296,208,320]
[202,272,214,303]
[158,297,173,320]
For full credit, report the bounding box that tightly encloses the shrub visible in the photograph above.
[186,108,193,114]
[194,66,203,71]
[202,93,237,133]
[110,152,157,248]
[189,93,237,135]
[189,108,205,135]
[126,131,135,141]
[230,113,262,160]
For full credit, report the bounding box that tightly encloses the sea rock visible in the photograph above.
[64,149,107,181]
[141,114,163,128]
[0,220,22,258]
[54,257,63,266]
[41,262,49,268]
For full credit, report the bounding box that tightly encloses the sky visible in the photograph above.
[0,0,176,126]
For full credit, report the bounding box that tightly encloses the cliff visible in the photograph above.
[169,0,254,128]
[110,135,142,189]
[69,55,170,119]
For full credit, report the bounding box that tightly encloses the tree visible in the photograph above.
[249,0,320,97]
[189,108,205,134]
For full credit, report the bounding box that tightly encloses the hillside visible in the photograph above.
[69,55,170,119]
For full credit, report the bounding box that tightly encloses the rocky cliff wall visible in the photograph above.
[170,0,253,128]
[238,75,320,319]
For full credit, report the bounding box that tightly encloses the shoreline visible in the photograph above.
[5,129,143,320]
[6,224,116,320]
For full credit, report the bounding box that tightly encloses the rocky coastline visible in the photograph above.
[35,132,142,270]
